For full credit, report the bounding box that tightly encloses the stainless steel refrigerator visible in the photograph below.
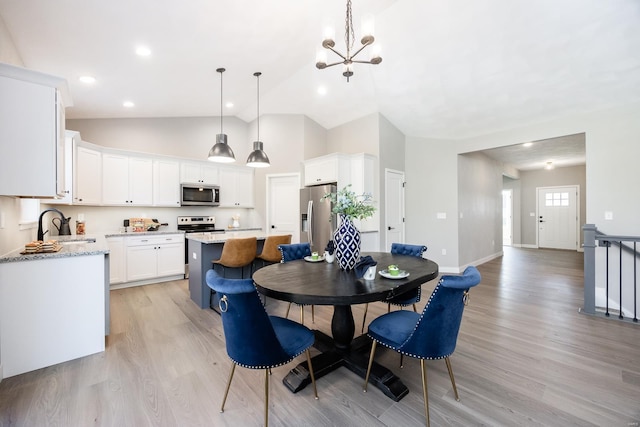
[300,184,337,254]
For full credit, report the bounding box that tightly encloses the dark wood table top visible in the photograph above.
[253,252,439,306]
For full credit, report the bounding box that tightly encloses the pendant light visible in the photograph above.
[246,72,270,168]
[208,67,235,163]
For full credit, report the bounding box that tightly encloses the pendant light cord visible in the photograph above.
[254,72,261,140]
[217,68,225,134]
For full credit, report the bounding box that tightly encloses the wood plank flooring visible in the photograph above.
[1,247,639,426]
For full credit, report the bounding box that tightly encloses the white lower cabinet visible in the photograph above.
[106,236,126,284]
[124,234,184,284]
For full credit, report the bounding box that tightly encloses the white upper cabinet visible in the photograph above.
[0,63,71,198]
[304,153,350,187]
[218,166,254,208]
[74,144,102,205]
[153,159,181,207]
[47,130,79,205]
[180,161,219,185]
[102,153,153,206]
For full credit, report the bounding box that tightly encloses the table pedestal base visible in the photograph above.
[282,330,409,402]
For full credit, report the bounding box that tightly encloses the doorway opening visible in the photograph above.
[502,189,513,246]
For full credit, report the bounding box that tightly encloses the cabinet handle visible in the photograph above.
[141,239,148,242]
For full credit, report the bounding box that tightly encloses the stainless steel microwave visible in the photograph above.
[180,184,220,206]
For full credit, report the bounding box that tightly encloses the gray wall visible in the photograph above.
[519,165,586,247]
[457,152,503,266]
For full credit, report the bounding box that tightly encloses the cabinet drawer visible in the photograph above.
[126,234,184,247]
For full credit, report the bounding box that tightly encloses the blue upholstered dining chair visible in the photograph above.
[361,243,428,333]
[206,269,318,427]
[278,243,315,324]
[363,266,481,427]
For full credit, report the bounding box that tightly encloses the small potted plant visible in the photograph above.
[324,240,335,263]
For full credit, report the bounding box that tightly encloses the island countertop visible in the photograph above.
[186,230,271,244]
[0,235,110,264]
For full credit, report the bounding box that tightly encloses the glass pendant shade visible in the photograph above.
[208,133,235,163]
[246,140,270,167]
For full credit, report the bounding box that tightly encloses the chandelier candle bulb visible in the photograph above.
[361,14,375,39]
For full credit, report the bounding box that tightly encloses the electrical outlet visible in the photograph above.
[192,252,197,260]
[437,212,447,219]
[605,211,613,220]
[441,249,446,255]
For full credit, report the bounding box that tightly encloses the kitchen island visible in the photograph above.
[187,231,275,309]
[0,235,109,379]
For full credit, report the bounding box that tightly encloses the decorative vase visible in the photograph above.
[333,214,361,270]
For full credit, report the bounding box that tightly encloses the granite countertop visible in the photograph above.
[186,230,275,244]
[0,235,110,264]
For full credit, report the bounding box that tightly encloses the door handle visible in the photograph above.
[271,225,275,229]
[539,220,545,223]
[388,226,395,230]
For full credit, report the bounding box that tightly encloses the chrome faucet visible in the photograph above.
[37,208,71,241]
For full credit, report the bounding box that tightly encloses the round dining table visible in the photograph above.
[253,252,439,401]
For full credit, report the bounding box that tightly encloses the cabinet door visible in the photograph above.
[106,237,126,284]
[0,76,58,197]
[304,157,337,186]
[180,162,203,183]
[153,159,180,206]
[102,153,129,205]
[201,164,219,185]
[128,157,153,205]
[47,131,76,204]
[218,168,237,207]
[75,146,102,205]
[126,245,158,281]
[156,242,185,277]
[235,168,254,207]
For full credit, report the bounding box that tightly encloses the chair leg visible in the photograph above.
[445,356,460,401]
[311,305,315,323]
[306,349,319,400]
[363,341,378,392]
[285,302,292,318]
[412,303,418,312]
[387,303,391,313]
[220,362,236,413]
[400,354,404,368]
[264,368,270,427]
[361,303,369,333]
[300,305,304,325]
[420,359,430,427]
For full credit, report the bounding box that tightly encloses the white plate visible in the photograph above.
[304,255,325,262]
[378,269,410,279]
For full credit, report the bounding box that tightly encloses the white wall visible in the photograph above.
[457,151,503,267]
[405,137,460,271]
[326,113,379,155]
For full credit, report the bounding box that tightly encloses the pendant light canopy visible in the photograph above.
[246,71,270,168]
[208,68,235,163]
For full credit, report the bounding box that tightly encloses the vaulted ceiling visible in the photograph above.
[1,0,639,167]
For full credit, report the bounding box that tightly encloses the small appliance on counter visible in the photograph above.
[128,218,169,232]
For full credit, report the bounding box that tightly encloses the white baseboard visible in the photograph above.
[0,363,3,383]
[521,244,539,249]
[109,274,184,290]
[439,251,503,274]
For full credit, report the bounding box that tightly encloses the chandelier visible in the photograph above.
[315,0,382,82]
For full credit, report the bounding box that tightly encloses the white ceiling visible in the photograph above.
[1,0,639,167]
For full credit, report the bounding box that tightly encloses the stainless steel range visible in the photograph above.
[177,216,225,277]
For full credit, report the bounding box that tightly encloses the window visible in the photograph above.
[545,192,569,207]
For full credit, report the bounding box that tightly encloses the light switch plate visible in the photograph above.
[437,212,447,219]
[0,211,5,229]
[192,252,197,260]
[605,211,613,220]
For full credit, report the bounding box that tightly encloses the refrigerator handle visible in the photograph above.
[307,200,313,247]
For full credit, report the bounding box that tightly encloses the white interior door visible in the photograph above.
[267,174,300,242]
[385,169,405,250]
[502,189,513,246]
[537,186,578,250]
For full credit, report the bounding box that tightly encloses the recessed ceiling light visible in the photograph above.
[523,142,533,147]
[123,101,135,108]
[317,86,327,95]
[225,102,234,109]
[545,161,554,170]
[79,75,96,84]
[135,46,151,56]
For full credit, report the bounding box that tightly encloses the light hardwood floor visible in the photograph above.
[1,247,639,426]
